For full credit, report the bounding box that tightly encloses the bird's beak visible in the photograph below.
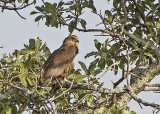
[74,39,79,43]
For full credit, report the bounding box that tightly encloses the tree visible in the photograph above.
[0,0,160,113]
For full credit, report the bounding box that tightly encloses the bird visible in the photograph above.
[39,35,79,86]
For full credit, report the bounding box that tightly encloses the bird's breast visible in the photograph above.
[45,67,64,78]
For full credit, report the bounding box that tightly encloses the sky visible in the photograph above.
[0,0,159,113]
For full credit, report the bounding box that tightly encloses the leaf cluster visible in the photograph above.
[31,0,97,33]
[0,38,50,113]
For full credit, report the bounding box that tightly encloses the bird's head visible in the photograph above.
[63,35,79,46]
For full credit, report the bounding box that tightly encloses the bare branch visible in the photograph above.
[0,1,34,19]
[15,10,26,20]
[143,88,160,92]
[144,83,160,87]
[127,86,160,109]
[96,61,120,81]
[113,69,126,88]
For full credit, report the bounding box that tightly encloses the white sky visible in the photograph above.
[0,0,159,113]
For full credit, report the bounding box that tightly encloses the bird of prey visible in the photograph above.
[39,35,79,86]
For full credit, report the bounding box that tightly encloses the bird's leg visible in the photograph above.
[64,78,71,84]
[56,78,63,89]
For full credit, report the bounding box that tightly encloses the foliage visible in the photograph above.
[1,0,160,113]
[0,38,50,113]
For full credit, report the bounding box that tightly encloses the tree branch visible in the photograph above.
[0,1,35,19]
[127,86,160,109]
[0,82,125,101]
[117,61,160,109]
[0,1,34,11]
[144,83,160,87]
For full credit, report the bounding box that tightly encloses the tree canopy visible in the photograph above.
[0,0,160,113]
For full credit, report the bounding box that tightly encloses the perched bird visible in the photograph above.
[39,35,79,86]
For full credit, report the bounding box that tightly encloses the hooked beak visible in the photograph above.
[74,38,79,43]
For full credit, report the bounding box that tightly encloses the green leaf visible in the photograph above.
[26,76,33,86]
[110,105,119,114]
[106,59,113,66]
[14,50,20,58]
[35,6,43,12]
[85,51,98,58]
[68,21,76,33]
[130,111,136,114]
[89,59,99,74]
[44,46,51,58]
[19,74,28,87]
[76,1,82,16]
[144,52,153,57]
[98,107,105,113]
[80,19,86,29]
[113,0,119,8]
[93,68,102,76]
[58,1,64,8]
[78,61,88,74]
[114,65,118,75]
[102,39,108,52]
[89,0,97,13]
[75,74,87,82]
[98,58,105,69]
[145,22,154,26]
[6,106,11,114]
[130,42,139,49]
[105,10,112,22]
[29,39,35,50]
[24,54,32,68]
[30,11,39,15]
[86,95,94,105]
[50,18,58,28]
[32,111,38,114]
[104,108,112,114]
[70,5,76,10]
[35,15,43,22]
[45,15,51,27]
[20,49,29,55]
[143,41,152,50]
[45,2,56,12]
[119,57,127,69]
[35,37,42,51]
[94,39,101,51]
[12,106,17,114]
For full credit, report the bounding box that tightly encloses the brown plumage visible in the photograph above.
[39,35,79,86]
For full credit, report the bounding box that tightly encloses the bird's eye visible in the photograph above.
[71,37,75,40]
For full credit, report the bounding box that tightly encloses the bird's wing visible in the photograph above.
[43,45,78,71]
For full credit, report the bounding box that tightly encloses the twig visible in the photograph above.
[96,61,120,81]
[51,75,75,102]
[94,35,110,36]
[119,0,130,86]
[15,10,26,20]
[113,68,126,88]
